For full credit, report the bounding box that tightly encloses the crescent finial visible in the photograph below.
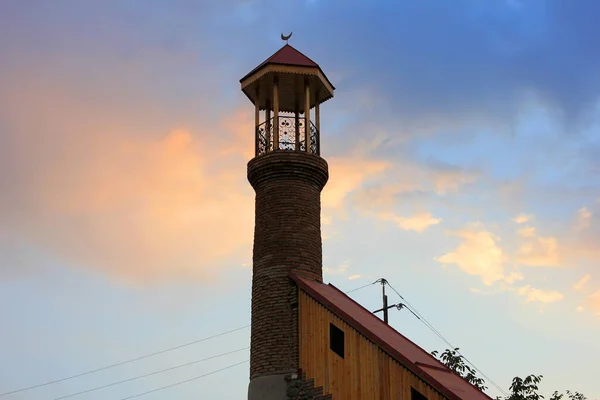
[281,32,293,43]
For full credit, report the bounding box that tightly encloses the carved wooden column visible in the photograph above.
[304,78,310,152]
[265,99,271,151]
[295,101,300,151]
[255,87,260,156]
[273,76,279,150]
[315,89,320,155]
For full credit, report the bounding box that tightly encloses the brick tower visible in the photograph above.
[240,42,335,399]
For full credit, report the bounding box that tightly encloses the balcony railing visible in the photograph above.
[256,116,319,156]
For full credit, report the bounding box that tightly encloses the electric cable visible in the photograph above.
[345,280,378,294]
[115,359,248,400]
[385,281,509,397]
[0,325,250,397]
[52,347,249,400]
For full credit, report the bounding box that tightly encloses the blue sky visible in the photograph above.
[1,0,599,399]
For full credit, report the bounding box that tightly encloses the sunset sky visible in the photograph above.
[1,1,599,399]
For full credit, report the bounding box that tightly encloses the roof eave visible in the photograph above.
[240,63,335,91]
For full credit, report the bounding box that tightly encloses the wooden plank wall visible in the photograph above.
[298,290,448,400]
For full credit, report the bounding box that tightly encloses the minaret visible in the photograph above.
[240,40,335,399]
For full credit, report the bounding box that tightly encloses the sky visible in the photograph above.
[1,0,599,399]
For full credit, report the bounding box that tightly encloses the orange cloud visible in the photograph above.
[512,208,600,268]
[322,157,391,211]
[2,127,255,282]
[573,274,591,291]
[587,291,600,315]
[515,235,560,267]
[436,223,514,286]
[377,212,442,232]
[515,285,564,304]
[513,213,533,224]
[324,260,351,277]
[0,54,265,282]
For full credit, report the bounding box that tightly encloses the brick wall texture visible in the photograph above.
[247,151,329,380]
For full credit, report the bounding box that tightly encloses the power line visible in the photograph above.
[345,280,378,294]
[0,325,250,398]
[115,359,248,400]
[53,347,249,400]
[385,281,509,398]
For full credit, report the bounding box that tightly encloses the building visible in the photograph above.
[240,41,493,400]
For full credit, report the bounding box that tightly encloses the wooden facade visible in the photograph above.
[298,290,448,400]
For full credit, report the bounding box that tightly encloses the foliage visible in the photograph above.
[507,374,544,400]
[566,391,587,400]
[431,348,487,391]
[550,391,564,400]
[432,349,593,400]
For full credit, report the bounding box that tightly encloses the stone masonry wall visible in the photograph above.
[285,371,333,400]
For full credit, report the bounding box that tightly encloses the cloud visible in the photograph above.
[347,274,362,280]
[512,208,600,269]
[353,163,478,210]
[429,167,479,195]
[307,1,600,128]
[573,274,591,291]
[378,212,442,233]
[575,207,592,231]
[436,224,513,286]
[515,285,564,304]
[515,235,560,267]
[1,126,255,282]
[322,157,391,213]
[517,226,536,238]
[348,162,477,235]
[324,260,351,276]
[513,214,533,224]
[470,288,494,295]
[587,292,600,315]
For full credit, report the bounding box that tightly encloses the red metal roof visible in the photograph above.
[240,44,328,84]
[290,273,494,400]
[266,44,319,67]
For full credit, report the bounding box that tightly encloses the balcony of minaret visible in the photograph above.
[255,112,319,156]
[247,74,328,158]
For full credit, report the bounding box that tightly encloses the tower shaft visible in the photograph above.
[247,151,328,398]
